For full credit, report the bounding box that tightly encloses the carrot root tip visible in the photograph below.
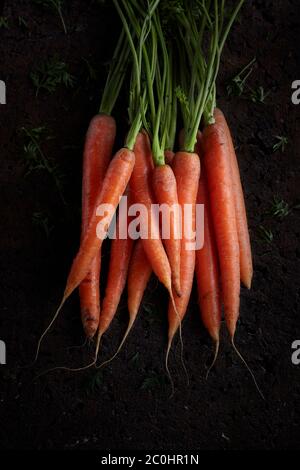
[205,339,220,380]
[231,337,265,400]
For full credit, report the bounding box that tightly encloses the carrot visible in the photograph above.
[164,149,174,165]
[214,108,253,289]
[79,114,116,338]
[35,147,135,360]
[96,208,134,353]
[130,132,173,296]
[98,239,152,368]
[127,239,152,324]
[152,164,181,296]
[167,151,200,353]
[195,143,221,363]
[202,113,240,339]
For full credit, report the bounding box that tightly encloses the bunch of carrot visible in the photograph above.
[36,0,261,392]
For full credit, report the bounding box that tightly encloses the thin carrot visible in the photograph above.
[35,147,135,361]
[167,151,200,353]
[152,164,181,296]
[79,114,116,338]
[98,239,152,368]
[127,239,152,325]
[195,141,221,366]
[130,132,173,296]
[202,112,240,339]
[215,108,253,289]
[95,196,134,354]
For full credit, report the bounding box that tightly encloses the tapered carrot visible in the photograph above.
[35,147,135,360]
[195,153,221,352]
[215,108,253,289]
[127,239,152,323]
[79,114,116,338]
[202,113,240,339]
[130,132,173,296]
[96,209,134,351]
[152,164,181,296]
[98,239,152,368]
[167,151,200,353]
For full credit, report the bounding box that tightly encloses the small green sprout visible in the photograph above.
[258,225,273,244]
[30,55,75,96]
[32,0,67,34]
[273,135,288,153]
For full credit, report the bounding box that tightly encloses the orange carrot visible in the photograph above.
[167,151,200,350]
[79,114,116,338]
[202,112,240,339]
[152,164,181,296]
[195,152,221,346]
[65,148,135,299]
[215,108,253,289]
[127,239,152,324]
[96,209,134,347]
[35,147,135,360]
[164,149,174,165]
[130,132,173,296]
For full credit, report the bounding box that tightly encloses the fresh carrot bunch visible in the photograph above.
[35,0,263,396]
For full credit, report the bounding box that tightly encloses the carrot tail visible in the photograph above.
[33,294,67,364]
[96,316,136,369]
[231,338,265,400]
[205,340,220,380]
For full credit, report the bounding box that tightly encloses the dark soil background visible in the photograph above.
[0,0,300,451]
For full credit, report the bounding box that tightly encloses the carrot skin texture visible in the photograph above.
[130,132,172,293]
[215,108,253,289]
[99,216,134,335]
[64,148,135,300]
[152,164,181,296]
[195,162,221,343]
[127,239,152,322]
[202,116,240,338]
[79,114,116,338]
[168,152,201,338]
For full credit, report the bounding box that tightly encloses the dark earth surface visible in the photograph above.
[0,0,300,451]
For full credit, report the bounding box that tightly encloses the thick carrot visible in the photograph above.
[167,151,201,347]
[152,164,181,296]
[195,153,221,345]
[130,132,173,295]
[79,114,116,338]
[202,113,240,338]
[65,148,135,299]
[215,108,253,289]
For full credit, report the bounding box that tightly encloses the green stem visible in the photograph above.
[99,29,130,116]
